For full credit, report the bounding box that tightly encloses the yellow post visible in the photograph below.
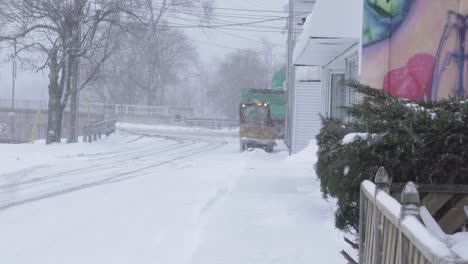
[29,108,42,144]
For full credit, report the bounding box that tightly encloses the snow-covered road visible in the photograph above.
[0,127,348,263]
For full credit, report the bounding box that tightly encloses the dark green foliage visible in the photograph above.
[316,82,468,232]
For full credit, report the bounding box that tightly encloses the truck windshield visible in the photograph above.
[242,105,267,125]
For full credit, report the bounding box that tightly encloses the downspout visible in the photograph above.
[286,0,295,154]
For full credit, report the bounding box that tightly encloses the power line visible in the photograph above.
[124,4,305,33]
[212,29,284,47]
[152,3,307,14]
[157,15,289,29]
[168,26,297,33]
[146,3,309,21]
[191,39,245,51]
[119,19,299,33]
[118,5,304,33]
[194,14,288,30]
[167,14,289,31]
[176,10,288,20]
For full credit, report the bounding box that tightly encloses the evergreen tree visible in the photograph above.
[316,82,468,233]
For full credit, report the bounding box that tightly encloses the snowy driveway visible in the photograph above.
[0,129,347,264]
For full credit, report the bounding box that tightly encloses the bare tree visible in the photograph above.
[207,49,270,120]
[84,0,212,107]
[0,0,139,144]
[83,23,198,107]
[129,0,211,106]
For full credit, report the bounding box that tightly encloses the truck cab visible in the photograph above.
[239,102,277,153]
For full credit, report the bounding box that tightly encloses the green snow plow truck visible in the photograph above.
[239,89,286,153]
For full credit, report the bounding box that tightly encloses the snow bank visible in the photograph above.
[117,122,239,133]
[0,132,352,264]
[287,140,317,163]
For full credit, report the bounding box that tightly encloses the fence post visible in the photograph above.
[400,182,420,219]
[372,167,390,264]
[83,128,87,142]
[359,188,366,264]
[464,206,468,232]
[375,167,391,193]
[399,182,420,264]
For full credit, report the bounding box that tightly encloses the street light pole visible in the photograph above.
[10,43,17,143]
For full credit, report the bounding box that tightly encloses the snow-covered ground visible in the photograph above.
[117,122,239,140]
[0,128,349,264]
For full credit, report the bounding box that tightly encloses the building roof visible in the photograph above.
[293,0,363,66]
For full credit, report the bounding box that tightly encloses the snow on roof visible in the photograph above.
[293,0,363,66]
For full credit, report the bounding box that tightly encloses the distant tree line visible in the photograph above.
[204,40,283,120]
[0,0,212,144]
[0,0,283,143]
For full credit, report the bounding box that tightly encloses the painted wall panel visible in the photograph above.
[361,0,468,100]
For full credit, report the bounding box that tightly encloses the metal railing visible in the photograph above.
[101,104,170,117]
[0,98,47,110]
[359,167,468,264]
[185,118,238,130]
[0,98,176,117]
[83,119,116,143]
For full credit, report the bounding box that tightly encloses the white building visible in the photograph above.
[286,0,363,153]
[284,0,318,154]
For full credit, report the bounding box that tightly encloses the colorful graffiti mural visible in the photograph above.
[361,0,468,101]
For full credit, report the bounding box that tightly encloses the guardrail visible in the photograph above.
[83,119,116,143]
[359,167,468,264]
[185,118,238,130]
[0,98,48,110]
[0,98,186,117]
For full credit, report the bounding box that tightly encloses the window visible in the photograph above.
[346,56,360,108]
[329,73,346,120]
[241,105,267,126]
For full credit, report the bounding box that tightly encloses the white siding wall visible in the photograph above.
[292,81,322,153]
[285,0,316,151]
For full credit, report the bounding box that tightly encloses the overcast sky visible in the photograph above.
[0,0,288,101]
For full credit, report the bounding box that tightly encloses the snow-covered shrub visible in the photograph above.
[316,82,468,233]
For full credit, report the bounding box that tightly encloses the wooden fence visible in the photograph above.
[359,168,468,264]
[390,183,468,235]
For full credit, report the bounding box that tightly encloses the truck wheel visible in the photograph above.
[240,143,246,152]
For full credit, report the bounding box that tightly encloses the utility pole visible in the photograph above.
[9,43,17,143]
[68,57,80,143]
[285,0,295,153]
[68,25,81,143]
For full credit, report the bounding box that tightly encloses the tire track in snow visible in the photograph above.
[56,134,147,159]
[0,141,225,211]
[0,140,198,191]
